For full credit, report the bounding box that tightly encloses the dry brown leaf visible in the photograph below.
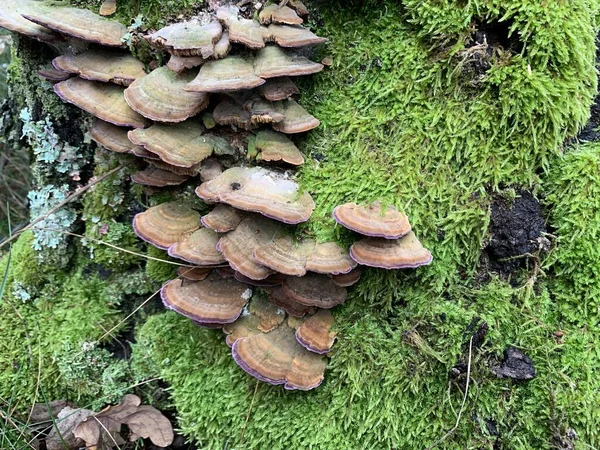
[46,407,94,450]
[97,394,142,423]
[72,417,101,450]
[123,405,174,447]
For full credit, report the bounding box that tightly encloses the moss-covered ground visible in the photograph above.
[1,0,600,448]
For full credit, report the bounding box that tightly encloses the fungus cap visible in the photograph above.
[99,0,117,16]
[289,0,309,16]
[0,0,58,42]
[254,45,323,78]
[232,323,327,390]
[90,119,134,154]
[161,273,251,324]
[131,167,189,187]
[131,145,159,160]
[201,204,245,233]
[38,68,71,82]
[124,67,209,123]
[132,202,201,250]
[54,78,148,128]
[146,159,202,176]
[184,56,264,93]
[128,120,228,168]
[282,273,347,309]
[305,242,357,275]
[234,272,286,287]
[178,266,212,281]
[146,20,222,58]
[273,98,320,133]
[52,49,146,86]
[255,129,304,165]
[257,77,300,102]
[168,228,226,266]
[253,235,315,277]
[167,55,205,73]
[223,296,286,346]
[349,231,433,269]
[267,24,327,47]
[333,201,411,239]
[295,309,336,354]
[196,166,315,224]
[213,99,253,130]
[269,286,316,317]
[259,4,303,25]
[217,215,278,280]
[217,6,269,49]
[244,96,285,125]
[22,5,127,47]
[330,267,362,287]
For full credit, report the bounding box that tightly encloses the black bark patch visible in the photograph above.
[482,191,546,276]
[491,346,536,380]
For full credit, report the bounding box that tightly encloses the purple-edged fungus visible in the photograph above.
[257,77,300,101]
[333,201,412,239]
[124,67,209,123]
[128,120,230,168]
[244,95,285,124]
[282,273,347,309]
[131,145,159,160]
[196,166,315,224]
[161,273,252,324]
[234,272,286,287]
[254,235,315,277]
[330,267,362,287]
[254,45,323,78]
[131,167,189,187]
[22,5,127,47]
[269,286,316,317]
[214,31,231,59]
[90,119,133,154]
[255,129,304,165]
[213,98,253,130]
[216,6,269,50]
[201,204,245,233]
[146,159,201,177]
[273,98,320,133]
[178,266,212,281]
[200,158,222,182]
[259,4,303,25]
[38,68,71,82]
[54,78,147,128]
[99,0,117,16]
[295,309,336,354]
[167,55,205,73]
[267,24,327,47]
[231,322,327,390]
[305,242,357,275]
[168,228,226,266]
[224,296,285,346]
[0,0,58,42]
[146,20,222,58]
[289,0,309,16]
[217,215,278,280]
[132,202,201,250]
[184,56,265,93]
[216,266,236,279]
[349,231,433,269]
[52,49,146,86]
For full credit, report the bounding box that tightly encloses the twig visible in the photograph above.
[426,337,473,450]
[240,380,260,445]
[0,164,129,250]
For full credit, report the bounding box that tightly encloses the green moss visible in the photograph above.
[145,245,177,283]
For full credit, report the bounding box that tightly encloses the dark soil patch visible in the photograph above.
[574,35,600,142]
[480,190,546,278]
[491,346,536,380]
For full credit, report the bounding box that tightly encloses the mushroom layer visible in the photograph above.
[349,231,433,269]
[333,202,412,239]
[132,202,201,250]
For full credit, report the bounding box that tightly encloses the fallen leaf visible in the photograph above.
[46,407,94,450]
[124,405,174,447]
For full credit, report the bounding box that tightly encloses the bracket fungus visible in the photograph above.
[267,24,327,48]
[269,286,316,317]
[295,309,336,354]
[167,55,205,73]
[288,0,309,16]
[254,45,324,78]
[184,56,265,93]
[282,273,347,309]
[161,273,252,324]
[128,120,231,168]
[259,4,304,25]
[131,167,189,187]
[54,78,148,128]
[223,296,286,345]
[124,67,210,123]
[333,201,412,239]
[90,119,134,154]
[99,0,117,17]
[52,50,146,86]
[350,231,433,269]
[38,68,71,83]
[132,202,201,250]
[330,267,362,287]
[0,0,58,42]
[178,266,213,281]
[168,228,226,266]
[272,98,320,134]
[231,322,327,390]
[22,5,127,47]
[216,6,269,50]
[257,77,300,102]
[213,98,253,130]
[305,242,357,275]
[196,166,315,224]
[217,215,279,280]
[201,204,245,233]
[146,20,223,58]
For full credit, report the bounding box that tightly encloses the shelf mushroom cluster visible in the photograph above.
[0,1,433,391]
